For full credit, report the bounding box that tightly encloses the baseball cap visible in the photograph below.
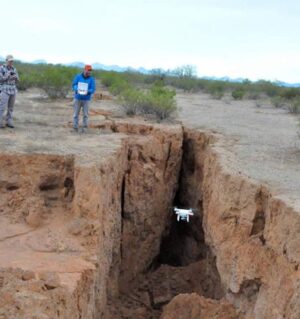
[6,55,14,61]
[84,65,92,71]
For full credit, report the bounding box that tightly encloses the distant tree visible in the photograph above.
[172,65,197,78]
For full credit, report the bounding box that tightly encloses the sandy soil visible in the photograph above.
[177,92,300,209]
[0,88,125,164]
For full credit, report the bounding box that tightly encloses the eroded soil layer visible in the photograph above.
[1,121,300,319]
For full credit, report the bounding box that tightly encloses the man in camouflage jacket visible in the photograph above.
[0,55,19,128]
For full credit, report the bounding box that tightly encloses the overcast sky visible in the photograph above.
[2,0,300,82]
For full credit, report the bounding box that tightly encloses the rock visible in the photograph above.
[68,218,87,235]
[25,210,43,228]
[160,293,240,319]
[132,307,148,318]
[22,270,35,281]
[38,272,60,290]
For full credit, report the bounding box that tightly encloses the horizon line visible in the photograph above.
[1,56,299,86]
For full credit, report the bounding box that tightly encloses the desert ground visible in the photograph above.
[177,91,300,207]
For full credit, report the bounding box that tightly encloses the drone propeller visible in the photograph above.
[173,206,199,212]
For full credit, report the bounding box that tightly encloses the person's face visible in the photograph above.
[84,70,91,77]
[7,60,13,67]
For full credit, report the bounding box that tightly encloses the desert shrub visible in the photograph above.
[280,88,300,100]
[254,80,280,97]
[271,96,285,108]
[119,82,177,119]
[145,83,176,119]
[206,81,225,99]
[101,71,177,119]
[17,72,37,91]
[110,78,130,95]
[143,74,163,84]
[287,98,300,114]
[142,69,166,85]
[150,81,176,98]
[247,89,261,99]
[15,62,78,98]
[37,66,75,98]
[243,81,261,99]
[149,92,177,120]
[100,72,130,95]
[232,88,245,100]
[119,88,142,115]
[101,72,120,87]
[178,77,199,91]
[123,71,151,85]
[15,63,41,91]
[163,65,201,92]
[164,76,197,91]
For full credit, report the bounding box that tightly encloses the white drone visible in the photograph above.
[174,207,194,222]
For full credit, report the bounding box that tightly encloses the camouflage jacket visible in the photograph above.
[0,64,19,95]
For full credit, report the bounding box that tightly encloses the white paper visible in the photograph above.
[78,82,88,95]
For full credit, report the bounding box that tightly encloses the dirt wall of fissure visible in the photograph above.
[172,128,300,319]
[1,122,300,319]
[0,122,184,319]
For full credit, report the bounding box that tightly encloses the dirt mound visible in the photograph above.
[161,293,239,319]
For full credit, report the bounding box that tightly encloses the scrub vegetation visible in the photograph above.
[13,61,300,116]
[16,62,78,99]
[101,72,176,120]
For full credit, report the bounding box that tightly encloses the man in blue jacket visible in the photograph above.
[72,64,96,132]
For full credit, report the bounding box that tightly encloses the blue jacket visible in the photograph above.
[72,73,96,101]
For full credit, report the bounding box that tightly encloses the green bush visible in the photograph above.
[232,88,245,100]
[206,81,225,99]
[145,83,176,119]
[37,66,74,98]
[148,92,177,120]
[15,62,78,98]
[119,88,142,115]
[110,78,130,95]
[143,74,164,85]
[119,82,177,119]
[280,88,300,100]
[254,80,281,97]
[17,72,37,91]
[101,72,120,87]
[164,76,203,92]
[100,72,131,95]
[242,81,261,99]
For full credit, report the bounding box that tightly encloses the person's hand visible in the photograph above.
[10,73,17,80]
